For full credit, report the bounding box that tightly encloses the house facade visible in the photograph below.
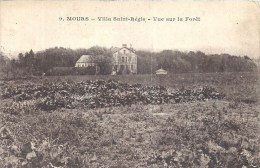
[111,44,137,74]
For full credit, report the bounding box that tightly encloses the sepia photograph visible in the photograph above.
[0,0,259,167]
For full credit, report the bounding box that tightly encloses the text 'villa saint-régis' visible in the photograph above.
[60,16,201,22]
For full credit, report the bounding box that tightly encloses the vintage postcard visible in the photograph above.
[0,0,259,167]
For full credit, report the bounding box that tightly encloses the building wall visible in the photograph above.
[156,71,167,75]
[75,62,95,67]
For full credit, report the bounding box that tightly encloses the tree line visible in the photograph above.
[137,50,257,74]
[0,46,257,78]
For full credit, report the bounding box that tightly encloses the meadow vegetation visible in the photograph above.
[0,72,259,168]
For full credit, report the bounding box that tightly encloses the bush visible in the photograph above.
[74,66,96,75]
[50,67,74,76]
[49,67,97,76]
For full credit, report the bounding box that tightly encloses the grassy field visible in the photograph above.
[0,72,259,168]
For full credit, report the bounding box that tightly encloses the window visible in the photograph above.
[124,50,126,54]
[131,65,133,70]
[122,57,124,63]
[125,57,127,63]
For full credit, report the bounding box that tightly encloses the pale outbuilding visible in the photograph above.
[75,55,95,67]
[156,68,167,75]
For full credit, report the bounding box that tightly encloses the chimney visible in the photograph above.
[130,44,134,52]
[122,44,127,48]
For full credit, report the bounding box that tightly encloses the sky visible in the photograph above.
[0,0,260,58]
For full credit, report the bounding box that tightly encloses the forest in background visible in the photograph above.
[0,46,258,78]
